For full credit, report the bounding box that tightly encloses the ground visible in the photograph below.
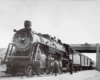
[0,65,100,80]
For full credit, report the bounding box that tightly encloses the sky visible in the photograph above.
[0,0,99,62]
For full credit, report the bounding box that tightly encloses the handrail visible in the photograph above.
[8,56,30,58]
[31,43,38,61]
[4,43,13,61]
[8,44,14,61]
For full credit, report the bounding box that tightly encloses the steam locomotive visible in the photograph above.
[1,22,95,76]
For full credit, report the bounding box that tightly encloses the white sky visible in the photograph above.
[0,0,99,62]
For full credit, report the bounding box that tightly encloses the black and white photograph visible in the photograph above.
[0,0,100,80]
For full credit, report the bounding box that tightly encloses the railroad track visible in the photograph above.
[0,71,68,79]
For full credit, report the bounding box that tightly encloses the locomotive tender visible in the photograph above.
[1,20,95,76]
[63,44,95,71]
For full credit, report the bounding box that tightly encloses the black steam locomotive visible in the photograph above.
[1,21,95,76]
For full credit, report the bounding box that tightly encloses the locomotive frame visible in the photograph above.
[2,42,69,76]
